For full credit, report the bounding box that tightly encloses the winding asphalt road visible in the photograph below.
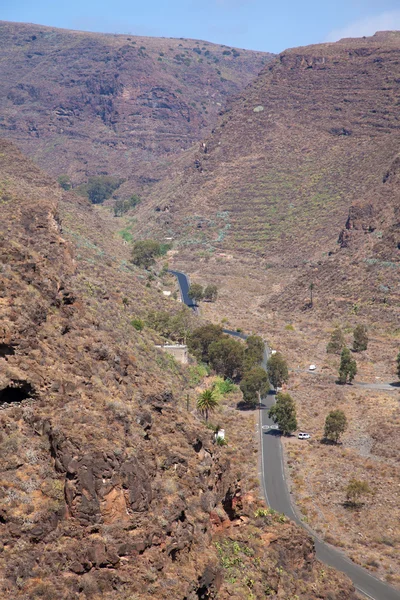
[170,269,400,600]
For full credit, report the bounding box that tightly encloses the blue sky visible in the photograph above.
[2,0,400,53]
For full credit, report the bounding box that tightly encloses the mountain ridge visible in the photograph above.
[0,20,272,191]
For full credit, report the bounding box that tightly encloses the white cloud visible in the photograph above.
[326,10,400,42]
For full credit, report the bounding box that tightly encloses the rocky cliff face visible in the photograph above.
[0,21,271,189]
[0,139,358,598]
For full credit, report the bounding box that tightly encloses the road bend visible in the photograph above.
[170,269,400,600]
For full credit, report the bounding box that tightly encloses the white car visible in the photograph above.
[298,432,311,440]
[309,364,316,371]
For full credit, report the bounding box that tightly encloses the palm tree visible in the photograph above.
[197,388,219,423]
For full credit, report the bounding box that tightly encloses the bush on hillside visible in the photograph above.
[77,176,124,204]
[114,194,141,216]
[131,240,163,269]
[57,174,72,190]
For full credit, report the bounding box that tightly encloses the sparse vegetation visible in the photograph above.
[131,318,144,331]
[309,282,314,307]
[57,174,71,190]
[345,478,371,507]
[213,376,236,395]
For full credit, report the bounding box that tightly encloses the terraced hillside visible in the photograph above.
[0,21,271,189]
[134,31,400,267]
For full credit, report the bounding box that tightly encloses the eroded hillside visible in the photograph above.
[0,21,271,190]
[0,139,358,599]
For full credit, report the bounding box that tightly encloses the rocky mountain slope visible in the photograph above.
[133,31,400,320]
[0,138,357,599]
[124,31,400,590]
[0,21,271,189]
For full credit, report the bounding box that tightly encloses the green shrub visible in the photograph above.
[57,174,71,190]
[131,318,144,331]
[114,194,141,216]
[213,377,236,395]
[77,176,123,204]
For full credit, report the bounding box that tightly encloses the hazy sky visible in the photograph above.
[2,0,400,53]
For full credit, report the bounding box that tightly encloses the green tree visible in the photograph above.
[78,176,123,204]
[324,409,348,443]
[203,284,218,302]
[267,352,289,390]
[197,388,219,422]
[326,327,345,355]
[345,479,371,507]
[209,337,245,380]
[131,240,162,269]
[146,308,193,343]
[57,174,71,191]
[187,324,224,363]
[244,335,264,371]
[188,283,204,304]
[353,324,368,352]
[338,347,357,384]
[240,366,269,406]
[268,392,297,435]
[113,194,141,217]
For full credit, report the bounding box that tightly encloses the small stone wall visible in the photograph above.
[155,344,188,364]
